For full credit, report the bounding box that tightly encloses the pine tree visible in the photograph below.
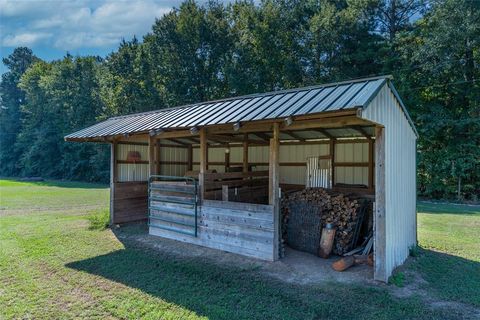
[0,48,38,176]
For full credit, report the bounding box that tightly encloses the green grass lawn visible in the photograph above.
[0,179,478,319]
[414,202,480,307]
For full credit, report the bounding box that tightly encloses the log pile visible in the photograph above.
[281,188,371,256]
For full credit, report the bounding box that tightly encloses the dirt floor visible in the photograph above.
[119,223,374,286]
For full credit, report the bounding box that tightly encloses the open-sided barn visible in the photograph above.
[66,75,417,282]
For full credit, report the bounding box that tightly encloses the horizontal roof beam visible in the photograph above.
[283,130,305,141]
[68,111,374,142]
[349,126,372,139]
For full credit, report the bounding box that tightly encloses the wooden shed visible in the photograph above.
[66,75,418,282]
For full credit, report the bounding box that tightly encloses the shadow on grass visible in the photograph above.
[1,178,108,189]
[65,226,457,320]
[411,248,480,308]
[417,201,480,215]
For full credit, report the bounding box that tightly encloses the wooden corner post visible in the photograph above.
[269,123,280,260]
[109,141,117,226]
[330,138,335,188]
[199,128,207,201]
[368,137,374,190]
[243,134,249,173]
[187,144,193,171]
[374,126,387,282]
[149,136,159,175]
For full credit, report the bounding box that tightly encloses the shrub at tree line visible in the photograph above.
[0,0,478,200]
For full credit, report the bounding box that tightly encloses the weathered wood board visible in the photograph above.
[149,199,275,261]
[113,181,148,223]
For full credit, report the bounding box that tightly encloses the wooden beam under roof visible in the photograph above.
[65,109,365,142]
[182,137,200,144]
[252,132,271,142]
[101,114,373,141]
[312,128,335,139]
[206,116,372,136]
[167,138,189,146]
[283,130,305,141]
[350,126,372,139]
[206,133,266,145]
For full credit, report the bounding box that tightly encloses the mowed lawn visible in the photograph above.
[0,180,479,319]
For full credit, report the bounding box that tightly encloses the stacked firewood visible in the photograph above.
[281,188,366,256]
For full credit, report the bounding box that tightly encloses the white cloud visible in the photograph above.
[1,0,176,50]
[3,32,52,47]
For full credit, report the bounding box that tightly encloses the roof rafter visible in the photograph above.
[283,130,305,141]
[349,126,372,139]
[312,128,335,140]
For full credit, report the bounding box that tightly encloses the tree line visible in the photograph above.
[0,0,478,200]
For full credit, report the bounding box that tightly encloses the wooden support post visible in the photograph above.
[187,144,193,171]
[149,136,158,176]
[368,138,374,189]
[199,128,207,200]
[156,139,161,175]
[374,126,387,282]
[243,134,249,173]
[109,141,117,226]
[225,146,230,172]
[330,138,335,188]
[269,123,280,260]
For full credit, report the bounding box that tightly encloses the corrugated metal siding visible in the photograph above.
[335,142,369,185]
[229,146,243,163]
[361,84,417,280]
[306,157,332,188]
[159,141,188,176]
[66,78,388,139]
[279,144,329,184]
[157,142,369,185]
[117,144,149,182]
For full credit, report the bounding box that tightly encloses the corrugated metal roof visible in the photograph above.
[65,76,390,140]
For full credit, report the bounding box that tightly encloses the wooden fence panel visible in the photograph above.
[113,181,148,223]
[149,199,275,260]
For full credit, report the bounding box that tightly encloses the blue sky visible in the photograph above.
[0,0,204,74]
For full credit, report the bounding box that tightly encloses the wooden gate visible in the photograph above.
[148,175,198,237]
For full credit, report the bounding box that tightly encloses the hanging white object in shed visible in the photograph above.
[306,156,332,188]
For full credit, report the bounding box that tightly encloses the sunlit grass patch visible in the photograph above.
[87,208,110,230]
[1,181,479,319]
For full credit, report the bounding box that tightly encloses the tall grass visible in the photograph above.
[87,208,110,230]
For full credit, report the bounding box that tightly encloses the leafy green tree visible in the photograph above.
[18,55,109,181]
[0,48,38,176]
[306,0,385,82]
[375,0,427,41]
[0,0,477,199]
[100,37,163,116]
[144,0,234,105]
[397,0,479,199]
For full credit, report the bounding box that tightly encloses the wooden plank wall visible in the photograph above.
[162,140,373,188]
[113,181,148,223]
[149,200,275,260]
[203,170,269,203]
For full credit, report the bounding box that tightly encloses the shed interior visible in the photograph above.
[110,120,378,277]
[115,126,376,194]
